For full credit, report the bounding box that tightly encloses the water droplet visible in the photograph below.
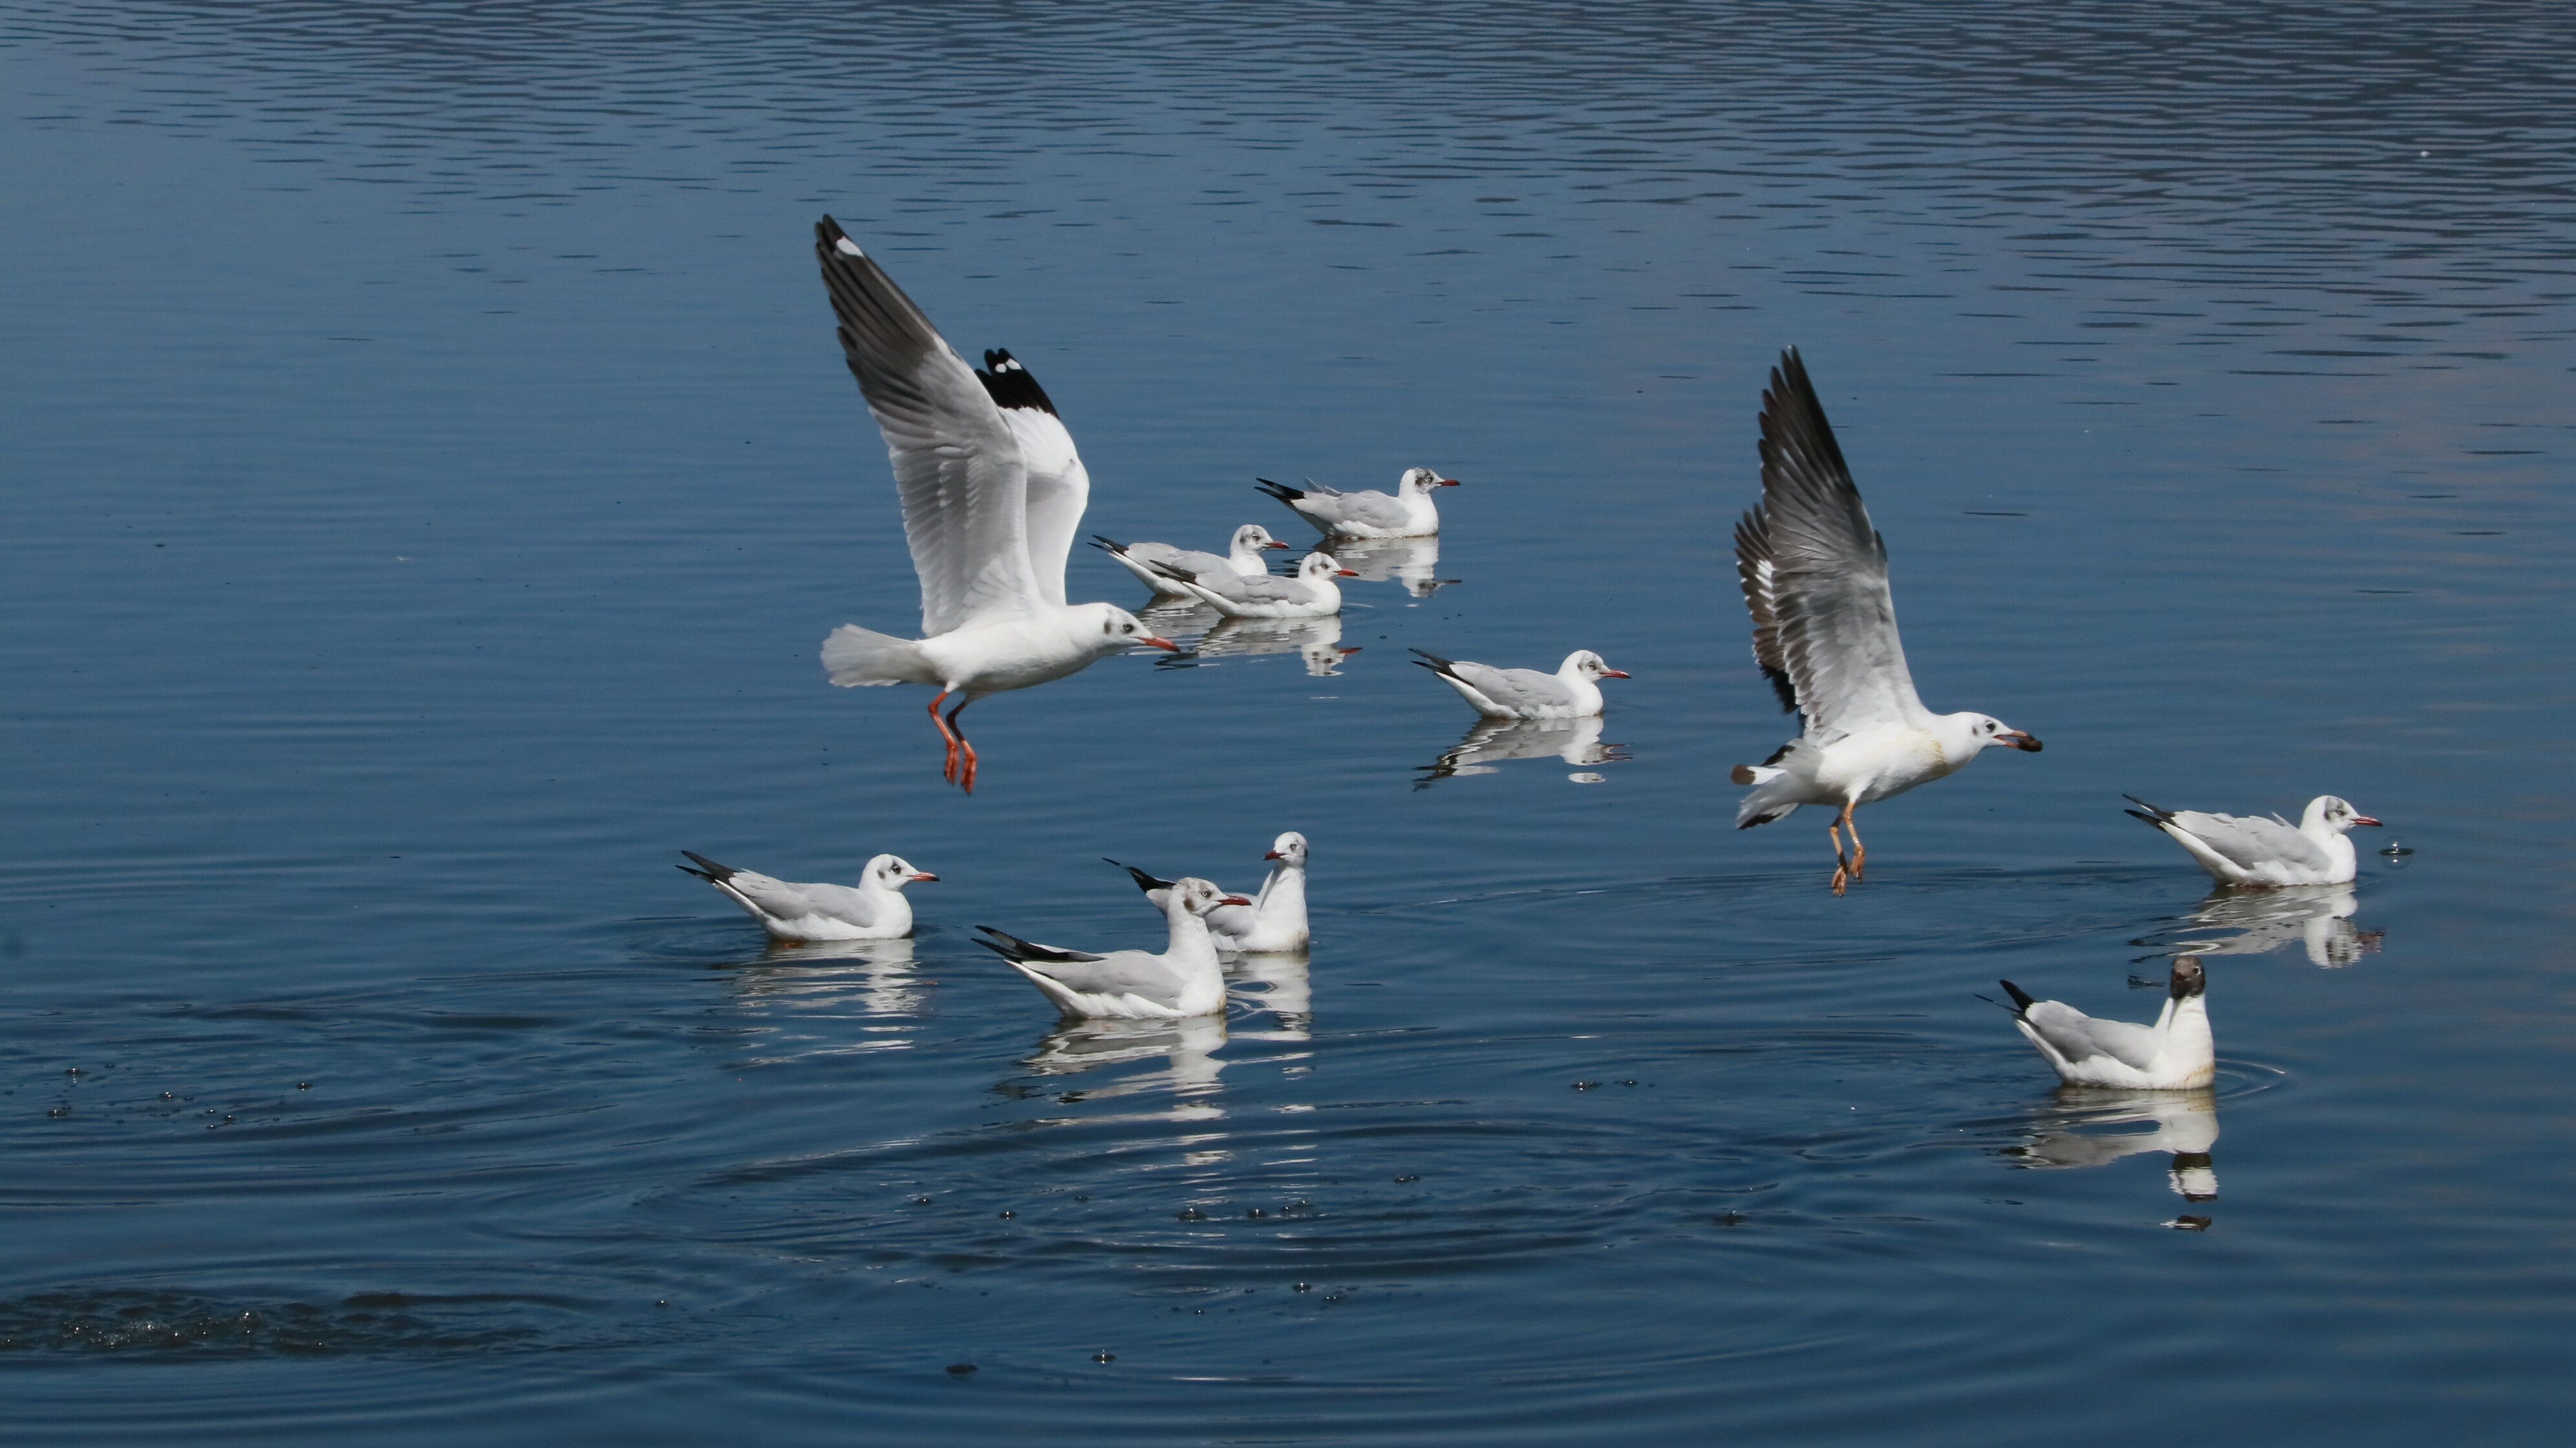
[1092,1352,1115,1363]
[159,1092,173,1100]
[45,1107,69,1119]
[1393,1174,1419,1183]
[296,1082,312,1090]
[1246,1208,1267,1218]
[1572,1081,1598,1090]
[2379,838,2414,856]
[1072,1194,1089,1202]
[997,1210,1015,1219]
[914,1197,932,1205]
[1293,1282,1312,1292]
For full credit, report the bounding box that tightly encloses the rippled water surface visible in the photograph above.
[5,2,2573,1441]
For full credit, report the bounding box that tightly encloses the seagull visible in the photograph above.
[1413,648,1628,720]
[1152,551,1356,619]
[1730,348,2042,893]
[676,849,936,942]
[1256,468,1458,538]
[2123,794,2383,886]
[1997,957,2215,1090]
[978,877,1252,1019]
[1091,526,1291,602]
[1108,832,1311,953]
[810,217,1179,791]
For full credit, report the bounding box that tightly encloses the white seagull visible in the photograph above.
[1109,831,1311,953]
[1256,468,1458,538]
[1091,525,1291,602]
[1152,551,1356,619]
[811,217,1179,791]
[978,877,1252,1019]
[1730,348,2042,893]
[1413,648,1628,720]
[677,850,937,942]
[1999,957,2215,1091]
[2123,794,2383,887]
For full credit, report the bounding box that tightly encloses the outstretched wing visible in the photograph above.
[976,350,1090,609]
[815,217,1045,635]
[1736,348,1929,737]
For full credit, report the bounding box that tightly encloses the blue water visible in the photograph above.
[4,2,2572,1441]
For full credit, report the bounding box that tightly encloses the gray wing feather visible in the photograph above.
[1024,949,1188,1002]
[1319,490,1411,531]
[1002,407,1090,610]
[1744,349,1927,734]
[2024,1001,2159,1071]
[815,218,1045,635]
[1450,661,1574,714]
[2170,811,2334,873]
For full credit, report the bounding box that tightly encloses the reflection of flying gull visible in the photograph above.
[677,850,936,942]
[1110,832,1311,954]
[1997,956,2215,1090]
[1258,468,1459,538]
[1092,526,1289,602]
[1731,348,2042,894]
[810,217,1179,792]
[2123,794,2382,886]
[979,877,1249,1019]
[1413,648,1627,720]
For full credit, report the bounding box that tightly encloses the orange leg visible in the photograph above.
[946,696,979,793]
[1827,800,1859,896]
[927,689,961,782]
[1845,802,1866,882]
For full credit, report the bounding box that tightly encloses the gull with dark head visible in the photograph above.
[1997,957,2215,1091]
[2123,794,2381,887]
[1256,468,1459,539]
[1730,347,2041,893]
[810,217,1178,791]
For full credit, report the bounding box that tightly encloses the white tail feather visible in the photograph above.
[821,624,930,687]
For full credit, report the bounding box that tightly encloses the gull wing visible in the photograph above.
[976,350,1091,609]
[815,217,1046,635]
[1323,490,1412,531]
[1735,348,1929,737]
[1446,661,1576,715]
[2169,810,2334,875]
[2023,1001,2160,1072]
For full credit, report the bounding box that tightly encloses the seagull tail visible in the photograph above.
[821,623,928,688]
[676,850,736,884]
[1997,979,2039,1015]
[2121,793,2175,827]
[1254,478,1305,505]
[1731,741,1813,827]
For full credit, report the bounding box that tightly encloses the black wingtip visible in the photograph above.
[974,346,1060,416]
[1102,858,1176,893]
[1408,647,1457,674]
[1998,979,2038,1014]
[1254,478,1303,503]
[1088,535,1128,555]
[679,849,735,882]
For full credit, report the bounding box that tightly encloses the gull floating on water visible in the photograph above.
[1152,551,1356,619]
[1092,526,1290,602]
[979,877,1250,1019]
[1413,648,1627,720]
[2123,794,2382,886]
[1257,469,1458,538]
[1730,348,2041,893]
[678,850,936,942]
[1110,832,1311,954]
[1999,957,2214,1090]
[810,217,1179,791]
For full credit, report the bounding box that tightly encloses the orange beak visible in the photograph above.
[1335,568,1360,577]
[909,871,939,882]
[1221,895,1254,906]
[1137,634,1181,652]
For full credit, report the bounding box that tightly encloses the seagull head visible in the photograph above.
[1087,604,1180,653]
[1304,552,1360,579]
[1263,831,1309,866]
[2169,955,2206,1001]
[1399,466,1461,493]
[1565,650,1631,681]
[1172,878,1256,915]
[1963,715,2043,754]
[1236,524,1292,552]
[2306,796,2382,832]
[868,854,938,888]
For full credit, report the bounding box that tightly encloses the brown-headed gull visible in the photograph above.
[1999,957,2214,1090]
[1412,648,1628,720]
[2123,794,2382,887]
[1256,468,1458,538]
[978,877,1251,1019]
[810,217,1179,792]
[677,850,937,942]
[1730,348,2042,894]
[1091,526,1290,602]
[1152,551,1356,619]
[1108,832,1311,953]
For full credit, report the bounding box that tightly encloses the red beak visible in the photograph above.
[1335,568,1360,577]
[1601,669,1631,679]
[1264,540,1291,549]
[2351,814,2383,827]
[1137,634,1181,652]
[1263,849,1283,860]
[1437,476,1461,486]
[1221,895,1254,906]
[909,871,940,882]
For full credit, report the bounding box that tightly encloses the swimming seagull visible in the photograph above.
[1730,348,2042,893]
[1412,648,1628,720]
[1997,957,2215,1090]
[978,877,1252,1019]
[1091,526,1291,602]
[1108,832,1311,953]
[1256,469,1459,538]
[1151,551,1357,619]
[810,217,1179,791]
[676,850,937,942]
[2123,794,2382,887]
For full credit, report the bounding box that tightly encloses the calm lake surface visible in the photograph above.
[4,2,2572,1441]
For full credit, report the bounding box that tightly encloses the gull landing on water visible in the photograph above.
[1256,469,1459,539]
[1730,348,2041,893]
[811,217,1179,792]
[1999,957,2215,1091]
[2124,794,2382,887]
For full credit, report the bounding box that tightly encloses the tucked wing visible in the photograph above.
[815,217,1044,635]
[2023,1001,2160,1071]
[1018,948,1188,1003]
[1740,348,1928,736]
[1321,489,1412,531]
[976,350,1090,609]
[1446,661,1575,716]
[2171,811,2335,875]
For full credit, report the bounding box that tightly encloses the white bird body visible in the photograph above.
[1114,833,1312,954]
[1730,348,2041,892]
[1156,551,1355,619]
[811,217,1177,790]
[678,850,936,942]
[981,878,1251,1019]
[1258,468,1457,539]
[1414,648,1628,720]
[1095,526,1289,601]
[2002,958,2215,1091]
[2125,794,2381,887]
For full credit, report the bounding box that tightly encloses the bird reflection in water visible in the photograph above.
[2140,884,2383,968]
[1021,1015,1229,1121]
[2004,1087,2221,1228]
[1326,534,1456,599]
[1157,614,1360,677]
[1417,715,1628,787]
[714,936,928,1063]
[1230,952,1312,1041]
